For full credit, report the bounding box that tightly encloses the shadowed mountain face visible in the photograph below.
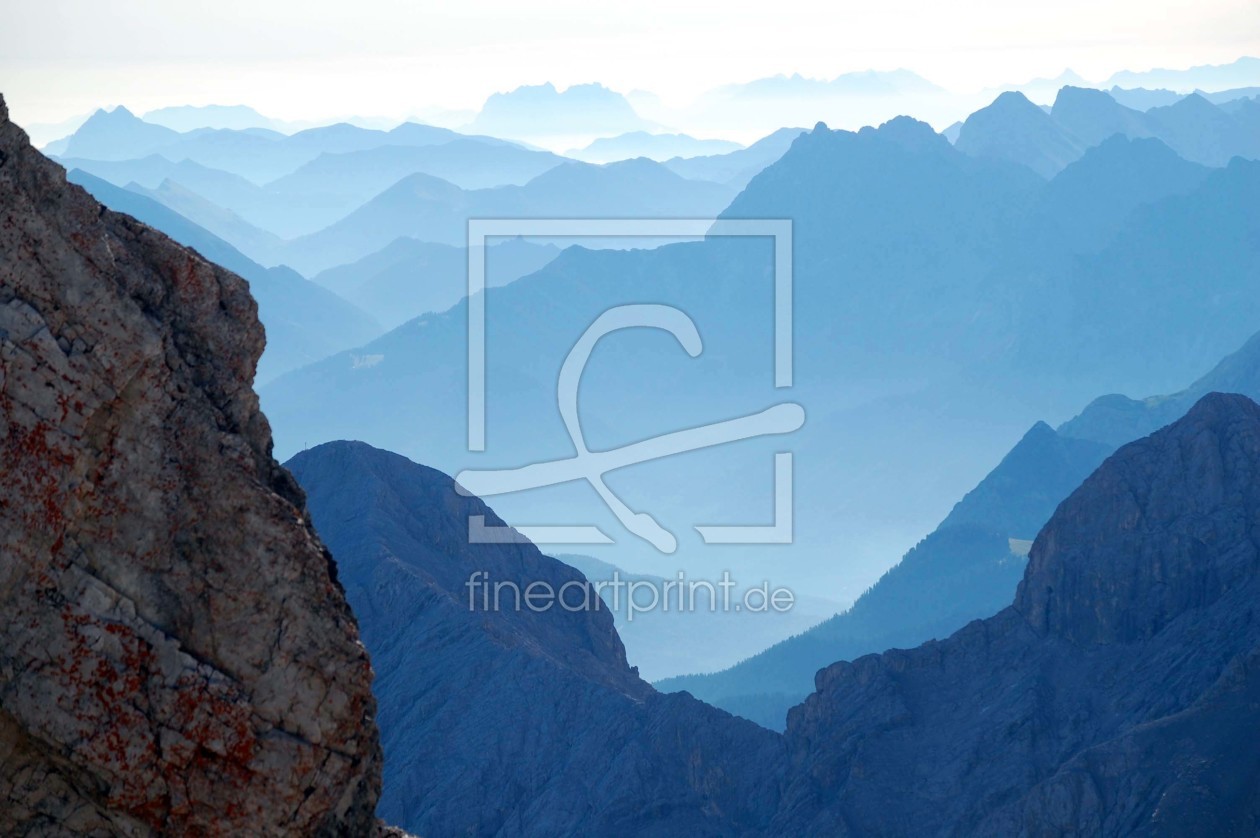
[289,394,1260,834]
[662,319,1260,729]
[1142,92,1260,165]
[658,421,1113,728]
[1026,134,1210,253]
[65,169,383,383]
[773,393,1260,836]
[1052,85,1156,145]
[1025,157,1260,386]
[287,442,783,837]
[10,83,1260,834]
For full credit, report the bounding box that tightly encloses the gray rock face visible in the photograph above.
[0,93,382,834]
[775,393,1260,836]
[287,441,785,837]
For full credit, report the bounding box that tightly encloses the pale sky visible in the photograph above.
[3,0,1259,127]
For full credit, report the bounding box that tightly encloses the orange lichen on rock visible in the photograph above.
[0,92,382,835]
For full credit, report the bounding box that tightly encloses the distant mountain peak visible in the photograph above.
[990,89,1041,111]
[470,81,649,143]
[1162,89,1219,113]
[87,104,139,122]
[1052,84,1117,109]
[61,105,182,161]
[1106,55,1260,92]
[862,114,947,152]
[956,89,1084,178]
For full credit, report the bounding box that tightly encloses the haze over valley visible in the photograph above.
[2,4,1259,833]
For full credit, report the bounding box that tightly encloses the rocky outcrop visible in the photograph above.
[0,93,381,833]
[287,441,785,837]
[775,393,1260,835]
[657,420,1112,731]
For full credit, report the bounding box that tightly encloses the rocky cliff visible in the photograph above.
[287,441,785,836]
[0,93,382,834]
[776,393,1260,835]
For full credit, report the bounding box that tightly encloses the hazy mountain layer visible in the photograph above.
[261,115,1260,601]
[313,236,562,328]
[958,86,1260,177]
[663,126,806,187]
[67,169,383,382]
[1061,329,1260,447]
[658,422,1113,728]
[555,554,842,681]
[278,157,737,274]
[569,131,742,164]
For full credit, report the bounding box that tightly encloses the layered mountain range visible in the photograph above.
[287,393,1260,834]
[3,83,1260,835]
[260,111,1260,604]
[957,86,1260,176]
[663,323,1260,728]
